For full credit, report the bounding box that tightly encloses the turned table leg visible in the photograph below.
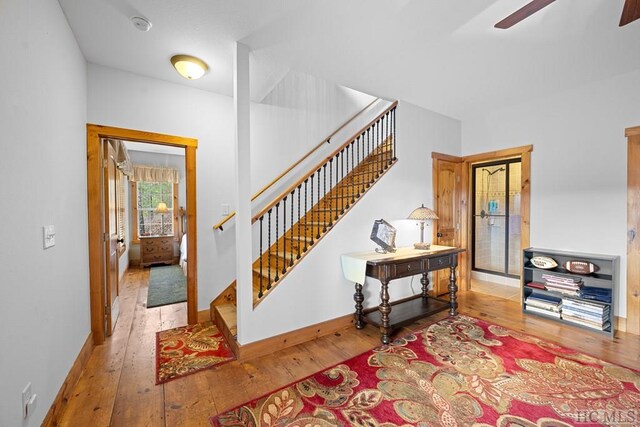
[421,272,429,298]
[448,265,458,316]
[354,282,364,329]
[379,280,391,344]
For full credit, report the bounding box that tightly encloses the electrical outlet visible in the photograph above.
[22,383,32,419]
[221,204,229,216]
[43,225,55,249]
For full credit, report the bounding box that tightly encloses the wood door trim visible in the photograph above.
[87,124,198,344]
[432,152,463,162]
[627,130,640,335]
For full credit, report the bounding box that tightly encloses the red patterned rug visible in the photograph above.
[210,315,640,426]
[156,321,235,384]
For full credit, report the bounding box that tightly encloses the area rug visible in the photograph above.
[156,321,235,384]
[147,265,187,308]
[210,315,640,426]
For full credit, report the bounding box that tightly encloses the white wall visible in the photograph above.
[462,69,640,318]
[239,100,461,343]
[0,1,89,425]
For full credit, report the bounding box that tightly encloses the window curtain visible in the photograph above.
[112,139,133,177]
[131,165,180,184]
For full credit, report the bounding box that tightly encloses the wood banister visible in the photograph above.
[213,97,383,230]
[251,101,398,223]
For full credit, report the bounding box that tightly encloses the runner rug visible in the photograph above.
[156,321,235,384]
[210,315,640,426]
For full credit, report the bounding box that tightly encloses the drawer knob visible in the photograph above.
[407,264,411,270]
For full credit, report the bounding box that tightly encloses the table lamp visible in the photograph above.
[407,204,439,250]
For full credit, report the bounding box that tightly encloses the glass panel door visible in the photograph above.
[472,159,521,278]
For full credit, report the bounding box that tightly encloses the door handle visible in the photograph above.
[117,238,125,244]
[437,233,443,238]
[629,229,636,243]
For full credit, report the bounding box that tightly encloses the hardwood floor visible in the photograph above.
[58,268,640,426]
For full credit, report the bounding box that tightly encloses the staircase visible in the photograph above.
[212,102,398,352]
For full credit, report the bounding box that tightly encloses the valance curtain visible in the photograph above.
[111,139,133,177]
[132,165,180,183]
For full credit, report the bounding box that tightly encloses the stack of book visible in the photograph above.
[541,274,582,296]
[562,298,611,331]
[524,293,562,318]
[578,286,612,304]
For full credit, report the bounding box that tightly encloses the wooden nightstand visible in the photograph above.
[140,236,174,267]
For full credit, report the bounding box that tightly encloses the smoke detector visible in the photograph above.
[131,16,152,32]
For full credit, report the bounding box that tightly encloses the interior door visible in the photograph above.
[104,140,120,334]
[432,156,461,296]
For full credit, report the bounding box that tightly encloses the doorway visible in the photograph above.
[87,124,198,345]
[471,159,522,279]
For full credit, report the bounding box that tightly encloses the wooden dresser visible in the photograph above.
[140,236,174,267]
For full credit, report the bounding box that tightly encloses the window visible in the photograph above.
[136,181,174,237]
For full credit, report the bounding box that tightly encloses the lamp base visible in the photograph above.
[413,242,431,250]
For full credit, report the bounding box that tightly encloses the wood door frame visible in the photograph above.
[87,124,198,345]
[432,145,532,293]
[626,125,640,336]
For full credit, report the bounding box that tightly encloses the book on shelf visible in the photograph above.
[525,305,562,318]
[525,299,561,312]
[562,308,608,323]
[562,298,609,312]
[562,314,610,331]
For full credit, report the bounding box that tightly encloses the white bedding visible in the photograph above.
[179,234,187,275]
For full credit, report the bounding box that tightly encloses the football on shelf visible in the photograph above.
[564,260,599,275]
[530,256,558,269]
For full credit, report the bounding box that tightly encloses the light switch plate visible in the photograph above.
[43,225,55,249]
[22,382,32,418]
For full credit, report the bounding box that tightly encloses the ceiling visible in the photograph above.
[58,0,640,120]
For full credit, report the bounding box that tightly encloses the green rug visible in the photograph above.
[147,265,187,308]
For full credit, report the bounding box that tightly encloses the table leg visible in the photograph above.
[448,265,458,316]
[420,272,429,298]
[379,280,391,344]
[354,282,364,329]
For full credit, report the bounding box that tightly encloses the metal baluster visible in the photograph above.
[310,174,315,245]
[329,158,334,224]
[322,163,327,232]
[372,123,378,179]
[304,179,308,252]
[290,190,295,267]
[392,108,397,160]
[350,140,355,203]
[360,132,366,193]
[368,128,373,186]
[316,169,321,239]
[386,111,391,166]
[297,185,301,259]
[267,209,272,290]
[259,216,263,298]
[345,147,350,209]
[275,203,280,282]
[282,196,287,274]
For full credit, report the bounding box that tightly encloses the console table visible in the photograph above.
[341,246,464,344]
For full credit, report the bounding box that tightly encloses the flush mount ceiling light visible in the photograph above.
[170,54,209,80]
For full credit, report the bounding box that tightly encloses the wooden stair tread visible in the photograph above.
[215,303,237,338]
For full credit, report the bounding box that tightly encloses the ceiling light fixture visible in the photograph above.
[170,54,209,80]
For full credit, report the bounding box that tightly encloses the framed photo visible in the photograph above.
[370,219,397,253]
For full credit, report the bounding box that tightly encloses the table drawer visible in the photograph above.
[428,255,451,269]
[393,260,423,278]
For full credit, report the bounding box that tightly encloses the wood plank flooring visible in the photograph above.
[58,267,640,426]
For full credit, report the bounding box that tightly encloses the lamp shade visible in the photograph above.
[155,202,169,213]
[171,54,208,80]
[407,204,439,221]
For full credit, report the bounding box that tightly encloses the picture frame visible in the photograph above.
[370,219,397,253]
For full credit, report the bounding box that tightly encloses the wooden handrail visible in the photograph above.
[213,97,382,230]
[251,100,398,223]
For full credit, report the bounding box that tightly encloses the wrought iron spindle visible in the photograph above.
[386,111,391,166]
[259,216,263,298]
[368,128,373,186]
[338,151,344,214]
[322,164,327,232]
[316,169,321,239]
[310,174,315,245]
[304,179,308,252]
[290,190,295,267]
[360,132,366,193]
[345,146,350,209]
[350,140,355,203]
[267,209,272,290]
[275,202,280,282]
[392,107,396,160]
[282,196,287,274]
[329,158,334,225]
[297,185,301,259]
[372,123,378,178]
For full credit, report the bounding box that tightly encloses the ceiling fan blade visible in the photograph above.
[620,0,640,26]
[495,0,557,29]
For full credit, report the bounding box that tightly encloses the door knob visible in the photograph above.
[437,233,443,238]
[117,238,125,243]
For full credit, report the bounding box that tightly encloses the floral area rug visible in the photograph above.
[210,315,640,426]
[156,321,235,384]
